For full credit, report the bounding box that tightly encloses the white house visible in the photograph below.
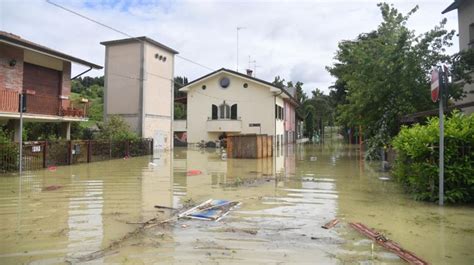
[101,36,178,150]
[178,68,299,144]
[442,0,474,114]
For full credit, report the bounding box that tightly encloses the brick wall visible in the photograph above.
[60,61,71,109]
[0,43,24,92]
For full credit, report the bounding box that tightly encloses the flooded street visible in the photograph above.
[1,143,473,264]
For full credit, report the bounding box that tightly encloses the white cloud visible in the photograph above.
[0,0,459,95]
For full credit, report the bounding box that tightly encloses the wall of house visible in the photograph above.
[458,1,474,114]
[60,61,71,109]
[284,100,296,143]
[104,42,141,133]
[186,73,279,143]
[458,0,474,51]
[275,96,285,145]
[143,42,174,150]
[0,43,24,92]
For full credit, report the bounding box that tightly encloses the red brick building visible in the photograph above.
[0,31,102,141]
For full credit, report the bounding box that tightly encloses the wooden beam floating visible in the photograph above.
[321,219,339,229]
[349,222,429,265]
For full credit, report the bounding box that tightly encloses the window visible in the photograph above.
[212,104,218,120]
[212,101,237,120]
[219,103,230,119]
[219,77,230,88]
[231,104,237,120]
[275,104,284,120]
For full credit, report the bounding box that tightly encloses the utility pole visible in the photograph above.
[236,27,245,72]
[19,93,23,175]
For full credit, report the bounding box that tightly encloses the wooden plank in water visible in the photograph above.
[321,219,339,229]
[349,222,429,265]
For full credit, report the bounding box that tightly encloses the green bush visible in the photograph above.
[0,130,18,173]
[96,115,138,141]
[392,111,474,203]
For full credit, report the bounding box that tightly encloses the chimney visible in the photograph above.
[246,69,253,77]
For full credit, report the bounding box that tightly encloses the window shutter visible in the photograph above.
[231,104,237,120]
[212,104,218,120]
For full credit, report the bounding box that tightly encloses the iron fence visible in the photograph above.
[0,138,153,173]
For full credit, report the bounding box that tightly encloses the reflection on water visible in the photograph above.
[0,142,473,264]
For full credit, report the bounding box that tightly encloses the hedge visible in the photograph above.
[392,111,474,203]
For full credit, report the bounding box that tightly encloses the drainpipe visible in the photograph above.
[71,66,93,80]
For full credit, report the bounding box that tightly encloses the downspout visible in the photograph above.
[71,66,93,80]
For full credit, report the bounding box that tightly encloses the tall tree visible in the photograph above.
[326,3,460,157]
[174,76,188,119]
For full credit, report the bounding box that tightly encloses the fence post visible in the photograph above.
[67,140,72,165]
[87,140,91,163]
[151,138,154,155]
[42,141,47,168]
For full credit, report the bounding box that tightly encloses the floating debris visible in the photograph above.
[179,199,240,222]
[349,222,429,265]
[187,169,202,176]
[148,162,157,166]
[47,166,57,171]
[378,176,391,181]
[154,205,176,210]
[42,185,63,191]
[217,227,258,235]
[321,219,339,229]
[310,157,317,161]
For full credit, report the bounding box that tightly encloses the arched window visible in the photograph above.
[231,104,237,120]
[211,104,218,120]
[219,103,230,119]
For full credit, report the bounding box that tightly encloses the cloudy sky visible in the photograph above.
[1,0,459,95]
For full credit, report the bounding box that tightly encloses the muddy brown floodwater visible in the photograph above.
[0,143,473,264]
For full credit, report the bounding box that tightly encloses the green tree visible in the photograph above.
[174,76,188,119]
[272,76,286,88]
[327,3,460,158]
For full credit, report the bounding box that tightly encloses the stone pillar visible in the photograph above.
[60,122,71,140]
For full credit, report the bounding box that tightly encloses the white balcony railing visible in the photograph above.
[206,119,242,132]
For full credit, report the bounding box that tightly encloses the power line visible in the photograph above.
[45,0,138,41]
[45,0,282,103]
[45,0,214,72]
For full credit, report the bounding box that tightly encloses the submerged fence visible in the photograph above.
[0,138,153,173]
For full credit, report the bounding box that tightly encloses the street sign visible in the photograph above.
[431,68,439,102]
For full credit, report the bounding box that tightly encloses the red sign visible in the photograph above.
[431,69,439,102]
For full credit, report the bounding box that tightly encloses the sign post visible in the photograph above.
[431,67,444,206]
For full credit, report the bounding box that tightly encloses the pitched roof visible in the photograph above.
[100,36,179,54]
[0,31,102,69]
[180,68,299,105]
[442,0,464,14]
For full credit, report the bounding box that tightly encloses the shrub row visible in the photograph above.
[392,111,474,204]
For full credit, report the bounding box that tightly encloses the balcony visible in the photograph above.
[0,90,19,113]
[0,90,87,119]
[206,119,242,132]
[173,120,187,132]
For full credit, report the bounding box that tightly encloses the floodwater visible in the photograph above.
[0,142,473,264]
